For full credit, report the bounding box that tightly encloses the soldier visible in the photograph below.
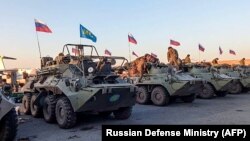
[149,55,160,64]
[55,53,65,64]
[184,54,191,64]
[97,57,112,74]
[212,58,219,66]
[239,58,245,66]
[167,47,179,70]
[128,54,151,81]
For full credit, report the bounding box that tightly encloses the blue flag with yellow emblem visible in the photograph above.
[80,24,97,42]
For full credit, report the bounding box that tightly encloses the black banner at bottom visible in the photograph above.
[102,125,249,141]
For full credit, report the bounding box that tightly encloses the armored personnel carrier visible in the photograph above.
[218,65,250,92]
[183,63,242,99]
[0,90,18,141]
[21,44,136,129]
[128,63,204,106]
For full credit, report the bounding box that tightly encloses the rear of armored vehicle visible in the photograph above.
[0,91,18,141]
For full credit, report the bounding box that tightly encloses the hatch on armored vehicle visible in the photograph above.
[21,44,136,129]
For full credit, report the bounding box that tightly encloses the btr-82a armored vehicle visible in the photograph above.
[128,63,204,106]
[218,64,250,92]
[183,63,242,99]
[0,90,18,141]
[21,44,136,129]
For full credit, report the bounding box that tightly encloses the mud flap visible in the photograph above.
[33,93,46,107]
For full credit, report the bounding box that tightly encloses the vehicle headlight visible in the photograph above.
[74,79,82,92]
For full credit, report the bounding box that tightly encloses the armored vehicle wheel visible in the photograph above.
[55,97,76,129]
[228,83,243,94]
[30,94,42,117]
[0,109,18,141]
[113,107,132,120]
[197,84,215,99]
[43,95,57,123]
[151,86,169,106]
[22,93,31,114]
[136,86,150,104]
[215,91,227,97]
[181,94,196,103]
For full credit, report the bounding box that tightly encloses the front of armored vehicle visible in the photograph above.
[0,91,15,120]
[146,66,204,97]
[34,62,136,114]
[209,68,242,94]
[0,91,18,141]
[188,65,235,92]
[166,72,204,97]
[233,66,250,88]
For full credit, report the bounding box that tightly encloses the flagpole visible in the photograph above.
[128,41,131,62]
[199,50,200,62]
[35,30,42,60]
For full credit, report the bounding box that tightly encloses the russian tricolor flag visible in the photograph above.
[229,49,236,55]
[35,19,52,33]
[104,49,112,56]
[128,33,137,45]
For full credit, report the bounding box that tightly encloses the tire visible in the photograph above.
[113,107,132,120]
[136,86,150,104]
[181,94,196,103]
[0,109,18,141]
[43,95,57,123]
[30,94,42,117]
[197,84,215,99]
[22,93,31,114]
[55,97,76,129]
[151,86,169,106]
[215,91,227,97]
[228,83,243,94]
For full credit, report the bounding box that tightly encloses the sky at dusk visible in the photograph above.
[1,0,250,69]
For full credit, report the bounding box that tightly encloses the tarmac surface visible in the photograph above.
[17,93,250,141]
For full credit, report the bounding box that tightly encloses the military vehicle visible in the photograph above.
[0,55,29,92]
[0,90,18,141]
[21,44,136,129]
[218,65,250,92]
[183,63,242,99]
[127,63,204,106]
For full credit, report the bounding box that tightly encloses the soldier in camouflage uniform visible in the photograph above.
[212,58,219,66]
[239,58,246,66]
[55,53,65,64]
[167,47,179,70]
[128,54,151,81]
[183,54,191,64]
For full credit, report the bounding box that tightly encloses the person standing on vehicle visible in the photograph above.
[129,54,151,81]
[239,58,246,66]
[183,54,191,64]
[212,58,219,66]
[167,46,179,70]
